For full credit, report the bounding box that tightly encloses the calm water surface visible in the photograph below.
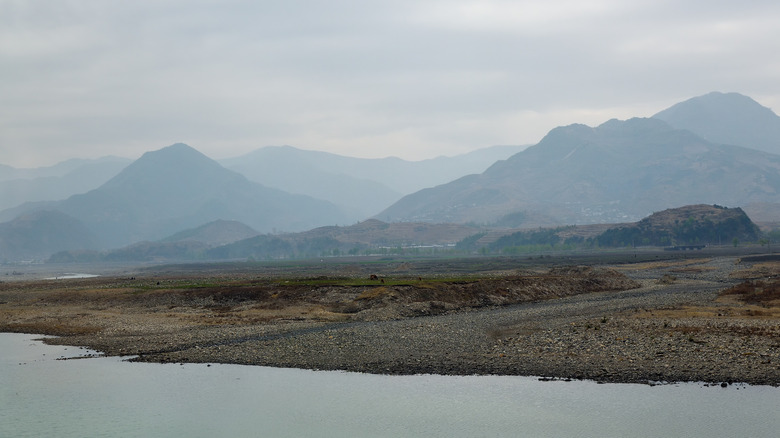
[1,333,778,437]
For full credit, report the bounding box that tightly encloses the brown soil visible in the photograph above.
[0,266,637,335]
[1,254,778,386]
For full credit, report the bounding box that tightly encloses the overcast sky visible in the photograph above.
[2,0,779,167]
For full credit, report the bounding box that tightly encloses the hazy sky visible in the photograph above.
[2,0,780,167]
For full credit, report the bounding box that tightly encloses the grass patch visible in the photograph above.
[613,258,712,271]
[277,275,481,288]
[719,279,780,307]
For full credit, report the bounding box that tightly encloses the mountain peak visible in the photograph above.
[100,143,234,191]
[653,92,780,153]
[137,143,208,163]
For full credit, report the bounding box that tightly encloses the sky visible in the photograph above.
[2,0,780,167]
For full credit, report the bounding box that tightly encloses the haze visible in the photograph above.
[2,0,779,167]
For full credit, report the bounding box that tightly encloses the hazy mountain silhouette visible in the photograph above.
[206,219,479,260]
[0,210,98,260]
[220,144,526,218]
[50,219,261,263]
[0,157,131,211]
[161,219,260,247]
[653,92,780,154]
[376,117,780,226]
[220,146,403,219]
[0,156,130,182]
[1,144,350,250]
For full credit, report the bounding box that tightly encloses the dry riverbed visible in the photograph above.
[1,254,778,386]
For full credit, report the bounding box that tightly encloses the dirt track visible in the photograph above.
[1,252,778,386]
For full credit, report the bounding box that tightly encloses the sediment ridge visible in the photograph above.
[1,254,778,386]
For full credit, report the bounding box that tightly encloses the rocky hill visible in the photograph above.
[376,117,780,226]
[595,204,760,247]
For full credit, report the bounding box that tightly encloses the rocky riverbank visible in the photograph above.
[1,254,778,386]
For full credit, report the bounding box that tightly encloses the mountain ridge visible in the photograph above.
[376,115,780,226]
[653,91,780,154]
[3,143,351,251]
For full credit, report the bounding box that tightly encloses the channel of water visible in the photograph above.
[1,333,777,437]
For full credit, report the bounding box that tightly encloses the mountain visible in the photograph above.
[50,219,260,263]
[462,204,761,254]
[220,144,527,218]
[0,157,131,211]
[220,146,403,219]
[595,204,760,247]
[0,156,130,182]
[207,219,479,260]
[376,117,780,226]
[0,210,98,261]
[52,218,480,262]
[653,92,780,154]
[2,144,350,250]
[161,219,259,247]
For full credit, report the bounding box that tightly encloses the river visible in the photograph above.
[1,333,777,437]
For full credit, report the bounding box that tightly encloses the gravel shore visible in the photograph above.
[3,254,779,386]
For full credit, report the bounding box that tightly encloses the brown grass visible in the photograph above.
[612,258,712,271]
[730,261,780,280]
[355,286,392,300]
[719,279,780,307]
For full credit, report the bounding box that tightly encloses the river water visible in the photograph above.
[1,333,778,437]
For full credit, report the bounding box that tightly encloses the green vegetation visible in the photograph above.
[277,275,481,288]
[455,232,487,251]
[491,228,561,248]
[455,226,586,255]
[595,206,760,248]
[491,211,528,228]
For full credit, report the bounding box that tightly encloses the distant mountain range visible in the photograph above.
[51,219,480,262]
[0,142,525,260]
[0,157,131,211]
[2,91,780,261]
[0,144,350,253]
[377,92,780,226]
[50,204,763,263]
[219,144,526,218]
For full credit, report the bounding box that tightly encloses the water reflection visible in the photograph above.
[1,333,777,438]
[43,273,100,280]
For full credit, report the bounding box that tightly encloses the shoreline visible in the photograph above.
[2,254,778,386]
[3,333,767,389]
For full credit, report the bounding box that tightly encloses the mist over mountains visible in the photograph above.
[0,157,131,212]
[1,144,349,253]
[376,116,780,226]
[653,92,780,155]
[377,92,780,227]
[219,144,526,219]
[1,91,779,261]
